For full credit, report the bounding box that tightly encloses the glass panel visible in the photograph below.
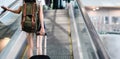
[87,6,120,59]
[73,1,98,59]
[105,16,109,24]
[0,17,20,53]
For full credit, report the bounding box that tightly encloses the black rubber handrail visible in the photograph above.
[0,0,18,16]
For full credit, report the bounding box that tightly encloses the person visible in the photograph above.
[45,0,52,8]
[53,0,58,9]
[1,0,45,58]
[66,0,70,3]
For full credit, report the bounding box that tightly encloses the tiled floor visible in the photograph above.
[100,34,120,59]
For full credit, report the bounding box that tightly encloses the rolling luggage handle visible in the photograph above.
[36,33,47,55]
[44,33,47,55]
[30,33,50,59]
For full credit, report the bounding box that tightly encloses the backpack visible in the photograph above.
[21,1,40,33]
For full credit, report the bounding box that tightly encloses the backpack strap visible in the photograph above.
[32,3,37,29]
[21,3,27,29]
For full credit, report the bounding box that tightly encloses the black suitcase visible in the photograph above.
[30,55,50,59]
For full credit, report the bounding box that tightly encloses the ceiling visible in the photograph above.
[80,0,120,7]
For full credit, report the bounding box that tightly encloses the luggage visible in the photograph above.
[21,1,40,33]
[30,55,50,59]
[30,33,50,59]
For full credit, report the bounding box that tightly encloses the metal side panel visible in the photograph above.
[68,4,83,59]
[0,29,27,59]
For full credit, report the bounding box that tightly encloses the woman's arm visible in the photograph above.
[39,4,45,35]
[1,6,22,14]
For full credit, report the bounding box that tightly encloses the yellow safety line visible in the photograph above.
[21,45,28,59]
[68,16,74,59]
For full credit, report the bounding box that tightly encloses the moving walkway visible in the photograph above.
[0,0,110,59]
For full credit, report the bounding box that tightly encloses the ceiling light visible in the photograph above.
[93,9,96,11]
[96,7,99,10]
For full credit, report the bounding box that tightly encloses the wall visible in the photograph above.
[86,8,120,33]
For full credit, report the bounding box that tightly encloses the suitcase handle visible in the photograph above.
[36,33,47,55]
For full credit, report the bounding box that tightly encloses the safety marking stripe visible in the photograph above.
[21,45,28,59]
[68,16,74,59]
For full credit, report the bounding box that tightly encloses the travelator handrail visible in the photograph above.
[0,1,25,59]
[0,0,21,26]
[0,0,18,17]
[68,4,83,59]
[75,0,110,59]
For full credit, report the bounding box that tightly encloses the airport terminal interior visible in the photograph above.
[0,0,120,59]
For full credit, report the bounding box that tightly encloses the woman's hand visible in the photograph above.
[39,27,45,36]
[1,6,8,10]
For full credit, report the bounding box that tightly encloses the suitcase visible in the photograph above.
[30,55,50,59]
[30,33,50,59]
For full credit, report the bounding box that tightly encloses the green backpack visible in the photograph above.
[21,2,40,33]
